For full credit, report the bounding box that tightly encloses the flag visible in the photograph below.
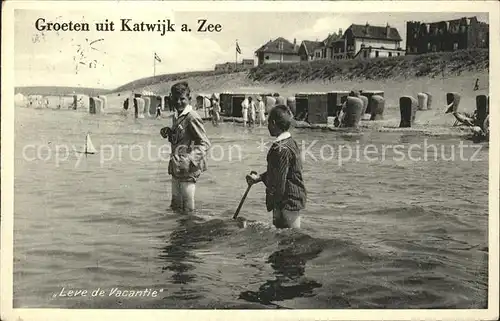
[236,42,241,54]
[154,52,162,63]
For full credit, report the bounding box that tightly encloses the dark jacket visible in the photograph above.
[261,136,306,212]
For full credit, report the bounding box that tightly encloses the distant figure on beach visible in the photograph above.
[160,81,211,213]
[474,78,479,91]
[248,96,256,127]
[246,105,307,229]
[210,93,220,127]
[155,102,162,118]
[257,96,266,126]
[241,96,249,127]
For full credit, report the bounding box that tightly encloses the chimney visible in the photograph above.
[386,23,390,37]
[339,28,343,36]
[365,22,369,34]
[294,38,296,46]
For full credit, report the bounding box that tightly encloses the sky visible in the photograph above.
[14,9,489,89]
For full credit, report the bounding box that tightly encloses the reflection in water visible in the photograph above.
[159,215,204,284]
[239,234,323,307]
[158,213,234,300]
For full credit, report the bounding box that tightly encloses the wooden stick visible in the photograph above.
[233,184,252,219]
[233,171,257,219]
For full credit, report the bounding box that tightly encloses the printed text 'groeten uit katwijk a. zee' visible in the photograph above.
[34,18,223,36]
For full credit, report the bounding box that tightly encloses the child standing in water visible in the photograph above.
[245,105,306,228]
[160,81,211,213]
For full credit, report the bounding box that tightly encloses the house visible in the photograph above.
[241,58,255,68]
[302,24,404,61]
[313,30,343,60]
[254,37,300,65]
[298,40,322,61]
[214,62,236,72]
[406,16,489,55]
[343,23,405,59]
[214,58,255,72]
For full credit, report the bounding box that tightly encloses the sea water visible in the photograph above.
[13,107,488,309]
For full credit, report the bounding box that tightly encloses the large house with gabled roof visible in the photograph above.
[298,40,323,61]
[340,23,406,59]
[300,23,405,61]
[254,37,301,65]
[257,23,405,64]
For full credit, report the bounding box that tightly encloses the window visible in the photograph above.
[375,51,379,57]
[265,55,269,60]
[363,50,368,58]
[388,52,392,57]
[397,52,401,56]
[453,42,458,50]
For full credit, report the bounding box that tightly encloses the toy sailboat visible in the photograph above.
[81,133,97,155]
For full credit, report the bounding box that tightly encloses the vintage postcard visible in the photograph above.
[1,1,499,320]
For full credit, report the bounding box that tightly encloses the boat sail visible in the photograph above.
[83,133,97,154]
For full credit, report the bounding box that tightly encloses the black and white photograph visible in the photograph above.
[1,1,499,320]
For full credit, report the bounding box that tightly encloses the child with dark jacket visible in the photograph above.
[246,105,306,228]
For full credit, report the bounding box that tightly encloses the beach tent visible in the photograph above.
[94,97,103,114]
[196,93,212,118]
[219,91,275,117]
[136,97,145,118]
[341,96,364,128]
[399,96,418,128]
[295,92,329,124]
[360,90,384,114]
[143,96,152,117]
[326,91,348,117]
[369,95,385,120]
[417,93,428,111]
[99,95,108,111]
[14,93,26,106]
[76,94,90,110]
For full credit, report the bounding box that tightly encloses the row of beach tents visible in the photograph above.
[15,92,96,111]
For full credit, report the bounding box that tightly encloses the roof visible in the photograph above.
[220,91,275,95]
[296,92,328,95]
[255,37,298,54]
[348,24,402,41]
[301,40,323,54]
[322,33,342,46]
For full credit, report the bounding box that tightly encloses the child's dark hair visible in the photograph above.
[269,104,293,131]
[171,81,191,98]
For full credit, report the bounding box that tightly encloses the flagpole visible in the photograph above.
[153,53,156,78]
[235,39,238,69]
